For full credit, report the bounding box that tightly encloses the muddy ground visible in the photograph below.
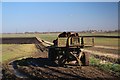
[2,49,120,80]
[1,37,120,80]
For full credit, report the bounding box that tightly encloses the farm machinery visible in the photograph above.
[49,32,89,67]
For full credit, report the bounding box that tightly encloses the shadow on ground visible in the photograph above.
[7,57,118,80]
[12,57,58,68]
[10,57,90,80]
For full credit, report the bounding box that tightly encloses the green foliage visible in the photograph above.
[90,56,120,77]
[90,56,100,66]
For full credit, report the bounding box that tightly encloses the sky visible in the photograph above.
[2,2,119,33]
[1,0,120,2]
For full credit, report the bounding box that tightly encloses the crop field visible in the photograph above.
[1,32,120,79]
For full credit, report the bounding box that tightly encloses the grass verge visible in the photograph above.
[90,56,120,77]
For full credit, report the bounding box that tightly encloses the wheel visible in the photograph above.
[58,55,67,67]
[80,52,89,66]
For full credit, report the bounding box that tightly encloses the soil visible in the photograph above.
[2,49,119,80]
[1,38,120,80]
[82,48,120,64]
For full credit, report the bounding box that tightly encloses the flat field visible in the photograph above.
[2,33,58,42]
[1,32,119,65]
[1,32,120,79]
[84,37,118,47]
[1,44,38,63]
[1,32,119,47]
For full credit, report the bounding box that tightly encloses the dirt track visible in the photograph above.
[2,51,117,80]
[1,37,120,80]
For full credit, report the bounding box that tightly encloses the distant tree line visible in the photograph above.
[78,29,120,33]
[2,29,120,34]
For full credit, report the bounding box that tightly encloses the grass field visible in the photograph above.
[1,32,119,78]
[84,37,118,47]
[2,44,38,63]
[79,32,119,36]
[1,32,119,63]
[1,33,58,42]
[1,32,119,47]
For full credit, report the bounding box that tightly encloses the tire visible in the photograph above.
[80,52,89,66]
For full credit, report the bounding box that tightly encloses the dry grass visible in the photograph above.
[2,44,38,63]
